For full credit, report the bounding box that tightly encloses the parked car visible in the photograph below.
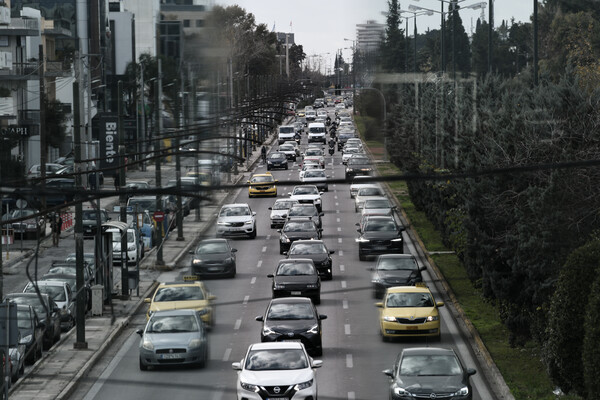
[23,280,76,331]
[107,227,143,266]
[2,208,46,239]
[5,293,61,349]
[81,208,110,238]
[16,304,44,365]
[137,309,209,370]
[27,163,63,179]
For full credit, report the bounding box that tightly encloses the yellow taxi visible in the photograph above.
[297,110,306,118]
[248,172,278,197]
[144,279,215,327]
[375,283,444,341]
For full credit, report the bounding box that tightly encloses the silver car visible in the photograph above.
[137,309,209,370]
[216,203,257,239]
[269,199,299,229]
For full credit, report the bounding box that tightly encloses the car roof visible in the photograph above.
[251,173,273,178]
[221,203,250,208]
[249,341,304,351]
[278,258,315,264]
[387,285,431,294]
[150,309,199,317]
[401,347,456,357]
[291,239,325,245]
[158,281,205,288]
[29,280,66,287]
[198,238,228,244]
[378,254,415,260]
[270,297,313,305]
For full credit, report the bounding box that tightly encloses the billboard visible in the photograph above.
[98,114,119,177]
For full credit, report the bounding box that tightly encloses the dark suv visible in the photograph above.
[345,156,373,180]
[356,215,405,261]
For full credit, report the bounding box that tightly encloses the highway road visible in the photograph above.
[70,108,496,400]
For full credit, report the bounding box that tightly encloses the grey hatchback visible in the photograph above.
[190,238,237,278]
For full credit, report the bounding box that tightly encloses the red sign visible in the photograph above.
[153,211,165,222]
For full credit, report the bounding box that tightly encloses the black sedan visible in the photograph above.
[190,239,237,278]
[5,293,61,350]
[266,152,289,170]
[16,304,44,365]
[345,156,373,180]
[383,347,476,399]
[278,217,322,254]
[286,240,335,280]
[256,297,327,356]
[356,215,405,261]
[370,254,426,298]
[81,208,110,238]
[268,259,321,304]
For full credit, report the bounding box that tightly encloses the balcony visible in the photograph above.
[45,60,71,77]
[0,62,39,80]
[0,6,10,25]
[0,18,40,36]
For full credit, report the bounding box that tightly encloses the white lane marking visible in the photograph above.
[83,333,138,400]
[336,210,340,214]
[266,235,271,240]
[340,264,345,272]
[337,227,341,232]
[335,202,339,206]
[341,281,347,289]
[346,354,354,368]
[337,218,340,223]
[338,238,343,244]
[333,184,336,188]
[251,277,257,284]
[223,348,232,361]
[345,324,351,335]
[339,250,344,257]
[335,195,338,200]
[257,260,263,268]
[262,246,267,252]
[343,300,349,309]
[243,295,249,305]
[234,319,242,330]
[348,392,356,400]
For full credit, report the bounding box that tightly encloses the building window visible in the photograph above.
[195,20,204,28]
[183,19,190,28]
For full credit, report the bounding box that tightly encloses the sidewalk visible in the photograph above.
[7,128,280,400]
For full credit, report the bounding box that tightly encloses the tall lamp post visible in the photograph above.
[343,39,356,114]
[399,9,434,73]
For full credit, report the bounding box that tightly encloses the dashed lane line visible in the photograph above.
[250,277,257,284]
[234,319,242,330]
[343,300,349,309]
[223,348,232,361]
[346,354,353,368]
[243,295,249,305]
[257,260,263,268]
[345,324,351,335]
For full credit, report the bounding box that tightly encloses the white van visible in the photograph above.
[308,122,327,143]
[278,125,296,144]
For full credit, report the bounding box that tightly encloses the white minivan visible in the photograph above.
[308,122,327,143]
[278,125,296,144]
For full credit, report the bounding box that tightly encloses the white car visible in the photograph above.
[305,110,317,121]
[283,140,301,155]
[355,186,387,211]
[301,169,329,192]
[317,109,328,119]
[307,122,327,143]
[303,148,325,167]
[342,147,363,164]
[345,138,363,151]
[362,197,396,216]
[279,144,298,161]
[232,342,322,400]
[339,120,354,130]
[299,162,322,180]
[23,280,76,330]
[335,102,346,110]
[350,176,377,198]
[216,203,257,239]
[108,227,142,266]
[289,185,323,212]
[269,199,299,229]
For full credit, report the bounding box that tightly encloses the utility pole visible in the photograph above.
[452,0,457,80]
[140,63,146,171]
[175,66,184,242]
[488,0,494,74]
[191,70,200,222]
[118,80,129,297]
[414,15,418,73]
[39,45,47,210]
[533,0,538,86]
[154,79,164,266]
[73,78,87,349]
[441,1,445,73]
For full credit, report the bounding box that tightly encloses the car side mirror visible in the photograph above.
[282,251,288,256]
[277,229,282,233]
[375,302,383,308]
[287,192,292,196]
[209,295,217,301]
[466,368,477,376]
[232,362,242,371]
[246,180,250,184]
[268,207,273,210]
[383,368,394,377]
[329,250,335,254]
[232,248,238,253]
[419,266,426,271]
[312,360,323,368]
[368,267,374,271]
[136,328,144,336]
[319,212,324,217]
[255,316,264,322]
[267,274,274,278]
[357,229,361,233]
[144,298,151,303]
[188,250,194,255]
[319,314,327,320]
[436,301,445,308]
[252,211,257,216]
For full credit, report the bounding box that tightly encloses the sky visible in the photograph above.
[216,0,534,72]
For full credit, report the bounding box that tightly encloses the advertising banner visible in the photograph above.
[98,114,119,176]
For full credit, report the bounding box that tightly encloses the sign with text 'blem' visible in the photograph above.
[98,114,119,177]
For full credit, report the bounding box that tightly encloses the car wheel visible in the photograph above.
[285,165,288,170]
[250,226,257,239]
[139,357,148,371]
[326,272,333,281]
[313,295,321,305]
[279,245,284,254]
[54,327,61,343]
[359,253,366,261]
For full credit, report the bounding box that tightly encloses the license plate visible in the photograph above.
[267,398,289,400]
[208,267,221,272]
[291,291,302,295]
[373,246,388,250]
[159,353,183,359]
[282,339,301,342]
[406,326,418,330]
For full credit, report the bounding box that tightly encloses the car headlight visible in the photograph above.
[356,237,370,243]
[372,277,381,284]
[294,379,314,391]
[225,257,234,264]
[142,339,154,351]
[128,244,136,251]
[263,326,277,336]
[20,334,32,344]
[427,315,439,322]
[188,339,202,349]
[306,283,318,288]
[281,236,290,243]
[192,259,203,265]
[244,220,253,225]
[240,381,260,392]
[391,238,403,242]
[267,161,273,165]
[383,316,396,322]
[27,224,36,229]
[217,221,227,225]
[274,283,286,289]
[307,324,319,334]
[196,308,208,316]
[392,386,409,396]
[454,386,469,396]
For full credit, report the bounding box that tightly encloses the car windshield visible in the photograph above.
[386,292,434,308]
[280,127,294,133]
[7,296,46,317]
[358,188,383,196]
[364,220,397,232]
[126,182,149,189]
[280,145,294,151]
[345,148,360,154]
[304,171,326,178]
[47,266,77,275]
[45,276,77,291]
[195,242,228,254]
[305,149,322,156]
[245,349,308,370]
[154,286,205,301]
[400,354,462,376]
[348,157,370,166]
[111,231,135,243]
[82,210,107,221]
[288,207,316,217]
[24,284,66,302]
[220,206,250,217]
[17,309,33,330]
[377,258,418,271]
[128,199,155,211]
[147,315,199,333]
[289,243,327,255]
[267,303,315,320]
[283,222,315,232]
[270,153,286,160]
[272,201,296,210]
[293,187,318,195]
[251,176,274,183]
[276,262,316,276]
[302,164,320,171]
[365,200,392,209]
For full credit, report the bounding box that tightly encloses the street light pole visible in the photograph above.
[488,0,494,74]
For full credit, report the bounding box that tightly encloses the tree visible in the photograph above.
[45,99,68,149]
[380,0,407,72]
[445,5,471,74]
